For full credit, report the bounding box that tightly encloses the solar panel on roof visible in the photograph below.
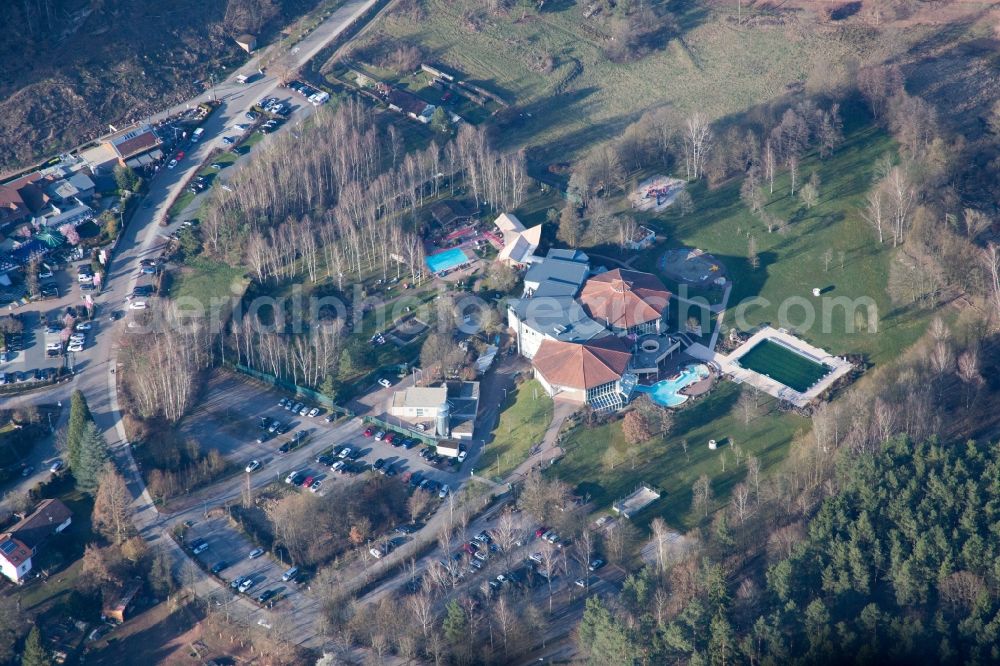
[0,540,17,554]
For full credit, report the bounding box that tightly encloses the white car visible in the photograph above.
[74,322,92,331]
[67,343,84,353]
[309,480,322,493]
[238,577,256,593]
[457,450,468,463]
[248,548,265,560]
[168,159,178,169]
[257,617,273,629]
[234,123,249,131]
[369,547,383,559]
[245,460,261,473]
[378,378,392,388]
[45,342,62,352]
[129,301,147,310]
[308,407,320,418]
[338,447,351,459]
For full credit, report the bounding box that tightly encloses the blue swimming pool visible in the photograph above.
[633,363,710,407]
[426,247,469,274]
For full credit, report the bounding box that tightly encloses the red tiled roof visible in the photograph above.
[532,336,632,390]
[0,536,32,568]
[11,498,71,549]
[578,269,670,330]
[112,131,161,159]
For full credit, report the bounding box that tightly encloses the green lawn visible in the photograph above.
[481,380,553,480]
[360,0,926,161]
[552,382,807,530]
[737,339,831,393]
[172,258,249,307]
[639,104,932,366]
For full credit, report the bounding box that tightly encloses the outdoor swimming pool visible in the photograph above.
[634,363,711,407]
[426,247,470,274]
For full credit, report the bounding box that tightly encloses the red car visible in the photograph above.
[301,476,313,488]
[176,151,185,160]
[363,427,374,437]
[463,542,477,555]
[535,526,547,538]
[384,432,396,444]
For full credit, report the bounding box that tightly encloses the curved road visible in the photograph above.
[10,0,377,648]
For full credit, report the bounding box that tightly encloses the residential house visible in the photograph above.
[0,499,72,583]
[386,89,436,124]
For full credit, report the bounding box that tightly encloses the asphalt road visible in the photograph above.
[1,0,382,648]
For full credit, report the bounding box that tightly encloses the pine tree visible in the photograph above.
[66,390,92,474]
[442,599,467,646]
[21,626,50,666]
[74,422,108,495]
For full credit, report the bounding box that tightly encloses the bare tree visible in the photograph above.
[650,517,671,574]
[957,349,983,410]
[984,243,1000,322]
[731,483,751,525]
[787,155,799,195]
[692,474,712,518]
[885,165,915,247]
[861,187,887,244]
[683,113,712,181]
[747,456,761,504]
[407,591,435,642]
[763,140,776,194]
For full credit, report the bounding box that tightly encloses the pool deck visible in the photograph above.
[688,326,853,408]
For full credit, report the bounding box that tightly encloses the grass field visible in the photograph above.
[627,103,934,366]
[172,258,248,306]
[361,0,919,160]
[552,381,807,529]
[481,380,553,480]
[737,339,831,393]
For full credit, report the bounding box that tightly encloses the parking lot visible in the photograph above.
[183,513,321,632]
[181,371,469,494]
[1,259,111,380]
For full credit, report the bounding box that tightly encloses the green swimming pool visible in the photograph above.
[737,339,831,393]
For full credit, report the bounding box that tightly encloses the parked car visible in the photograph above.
[256,589,276,604]
[238,577,257,593]
[588,558,606,571]
[167,159,178,169]
[374,430,386,441]
[439,484,450,499]
[363,428,374,437]
[191,540,209,555]
[377,378,392,388]
[211,561,228,574]
[248,548,265,560]
[372,458,385,471]
[338,447,352,459]
[245,460,261,473]
[281,566,299,582]
[298,405,310,416]
[74,322,92,331]
[49,460,63,473]
[222,136,235,145]
[308,407,320,418]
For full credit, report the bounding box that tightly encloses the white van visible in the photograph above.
[282,566,299,582]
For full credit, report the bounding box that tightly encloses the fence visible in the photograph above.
[229,362,353,417]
